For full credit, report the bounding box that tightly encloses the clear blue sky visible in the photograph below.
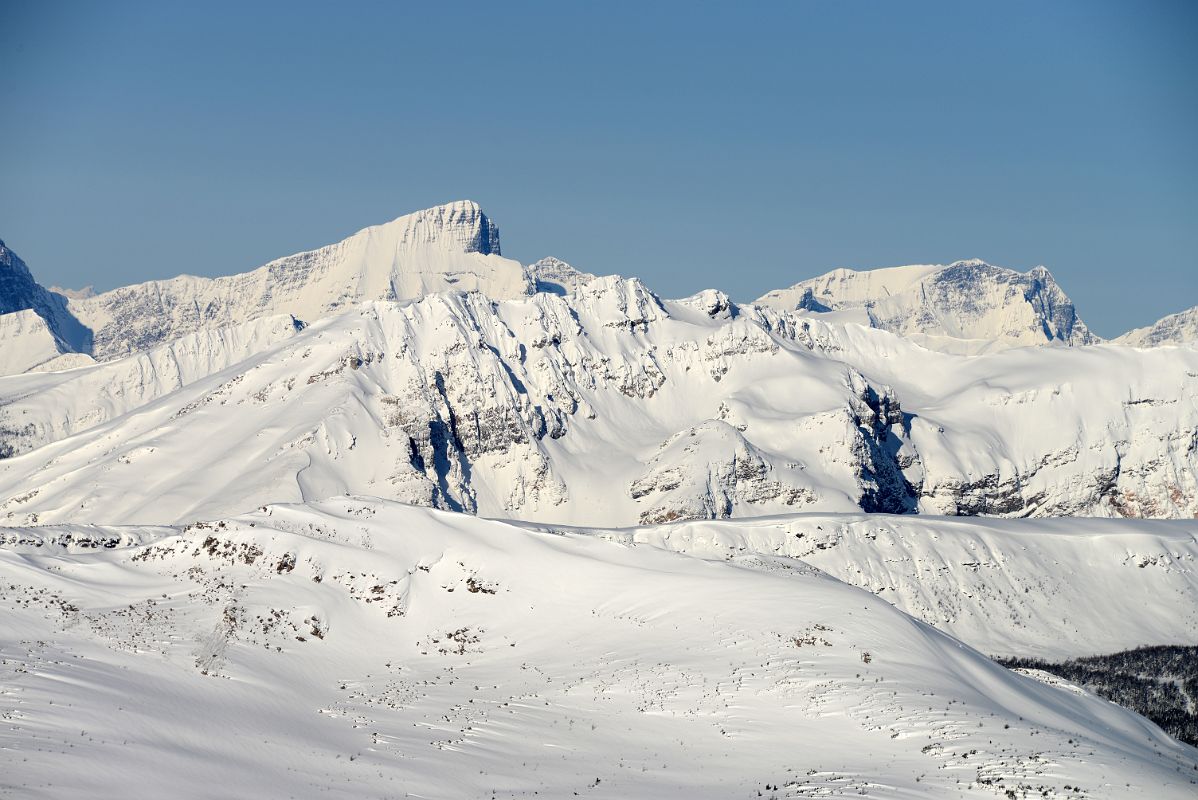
[1,1,1195,336]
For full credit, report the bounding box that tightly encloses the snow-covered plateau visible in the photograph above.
[1,201,1195,797]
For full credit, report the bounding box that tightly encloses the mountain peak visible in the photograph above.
[526,256,597,296]
[757,260,1095,353]
[48,285,97,300]
[1116,304,1198,348]
[947,258,991,269]
[0,239,35,283]
[27,200,527,362]
[378,200,501,256]
[0,238,93,372]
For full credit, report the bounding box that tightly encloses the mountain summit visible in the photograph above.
[379,199,502,255]
[757,260,1097,354]
[57,202,528,360]
[1,203,1189,376]
[1116,305,1198,347]
[0,239,92,372]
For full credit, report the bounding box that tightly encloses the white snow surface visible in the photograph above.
[1,497,1195,799]
[0,309,66,374]
[570,513,1198,660]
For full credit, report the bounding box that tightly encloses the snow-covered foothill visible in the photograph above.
[575,512,1198,660]
[1,498,1194,799]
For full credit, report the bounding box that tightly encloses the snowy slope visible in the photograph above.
[1,279,1196,526]
[1,203,1193,526]
[2,498,1194,799]
[0,313,303,458]
[817,326,1198,519]
[757,260,1097,354]
[0,309,69,375]
[577,513,1198,660]
[1116,305,1198,347]
[0,284,911,525]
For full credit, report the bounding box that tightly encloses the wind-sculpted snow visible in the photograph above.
[757,260,1097,354]
[1,273,1196,525]
[1,498,1195,798]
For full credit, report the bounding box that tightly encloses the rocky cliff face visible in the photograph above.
[0,276,933,525]
[525,257,596,296]
[2,204,1194,526]
[1,268,1194,527]
[757,260,1097,354]
[0,240,92,372]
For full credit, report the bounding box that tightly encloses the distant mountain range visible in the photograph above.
[2,201,1194,377]
[1,202,1195,526]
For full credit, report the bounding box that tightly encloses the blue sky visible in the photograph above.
[1,1,1194,336]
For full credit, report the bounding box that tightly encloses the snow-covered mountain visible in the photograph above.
[2,498,1194,799]
[0,239,93,373]
[756,260,1098,354]
[64,200,531,361]
[0,204,1180,376]
[2,203,1194,526]
[2,201,1196,797]
[525,255,597,295]
[0,202,529,371]
[1,274,1195,526]
[1116,305,1198,347]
